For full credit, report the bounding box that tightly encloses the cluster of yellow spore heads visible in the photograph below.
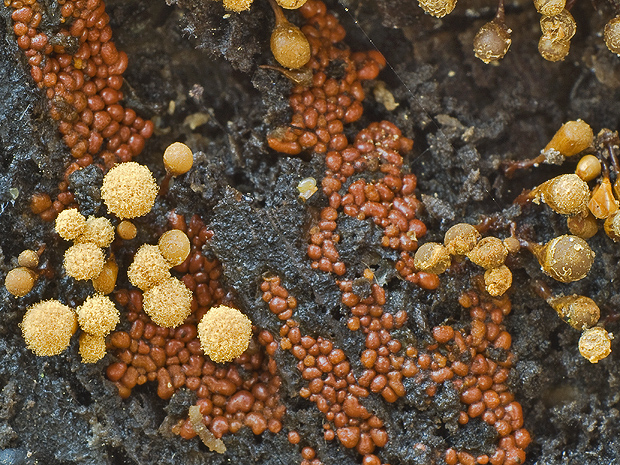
[128,230,193,328]
[526,120,618,363]
[414,223,517,297]
[417,0,620,63]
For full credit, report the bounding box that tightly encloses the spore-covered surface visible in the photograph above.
[1,0,620,464]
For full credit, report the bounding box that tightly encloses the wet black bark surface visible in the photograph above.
[1,0,620,464]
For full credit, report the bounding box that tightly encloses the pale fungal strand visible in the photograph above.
[143,277,193,328]
[55,208,86,240]
[188,405,226,453]
[79,333,107,363]
[64,242,105,281]
[417,0,457,18]
[101,162,159,219]
[21,300,77,356]
[579,327,612,363]
[198,305,252,363]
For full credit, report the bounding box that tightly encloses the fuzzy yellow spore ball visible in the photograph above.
[417,0,457,17]
[276,0,307,8]
[143,277,193,328]
[79,333,107,363]
[198,305,252,363]
[21,300,77,356]
[64,242,105,280]
[444,223,480,255]
[163,142,194,176]
[467,237,508,269]
[77,294,120,336]
[414,242,451,274]
[533,173,590,216]
[75,216,115,248]
[604,15,620,55]
[101,162,159,219]
[127,244,171,291]
[55,208,86,240]
[484,265,512,297]
[5,267,36,297]
[223,0,253,12]
[579,327,612,363]
[158,230,191,266]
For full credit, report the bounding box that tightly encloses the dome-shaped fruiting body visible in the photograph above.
[444,223,480,255]
[533,173,590,216]
[79,333,107,363]
[467,237,508,269]
[127,244,171,292]
[548,294,600,330]
[18,250,39,269]
[64,242,105,280]
[474,20,512,64]
[535,235,595,283]
[276,0,307,8]
[417,0,457,17]
[163,142,194,176]
[567,211,598,240]
[143,277,193,328]
[538,35,570,62]
[5,267,36,297]
[101,162,159,219]
[55,208,86,240]
[75,216,115,248]
[414,242,451,274]
[21,300,77,356]
[91,258,119,295]
[540,9,576,42]
[116,220,137,240]
[575,155,601,182]
[158,230,191,266]
[198,305,252,363]
[270,3,311,70]
[543,120,593,157]
[579,327,612,363]
[77,294,120,336]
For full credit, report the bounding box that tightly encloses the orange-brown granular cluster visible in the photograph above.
[310,121,434,287]
[262,276,389,465]
[9,0,153,221]
[266,0,386,155]
[107,213,284,441]
[440,291,529,465]
[262,275,530,465]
